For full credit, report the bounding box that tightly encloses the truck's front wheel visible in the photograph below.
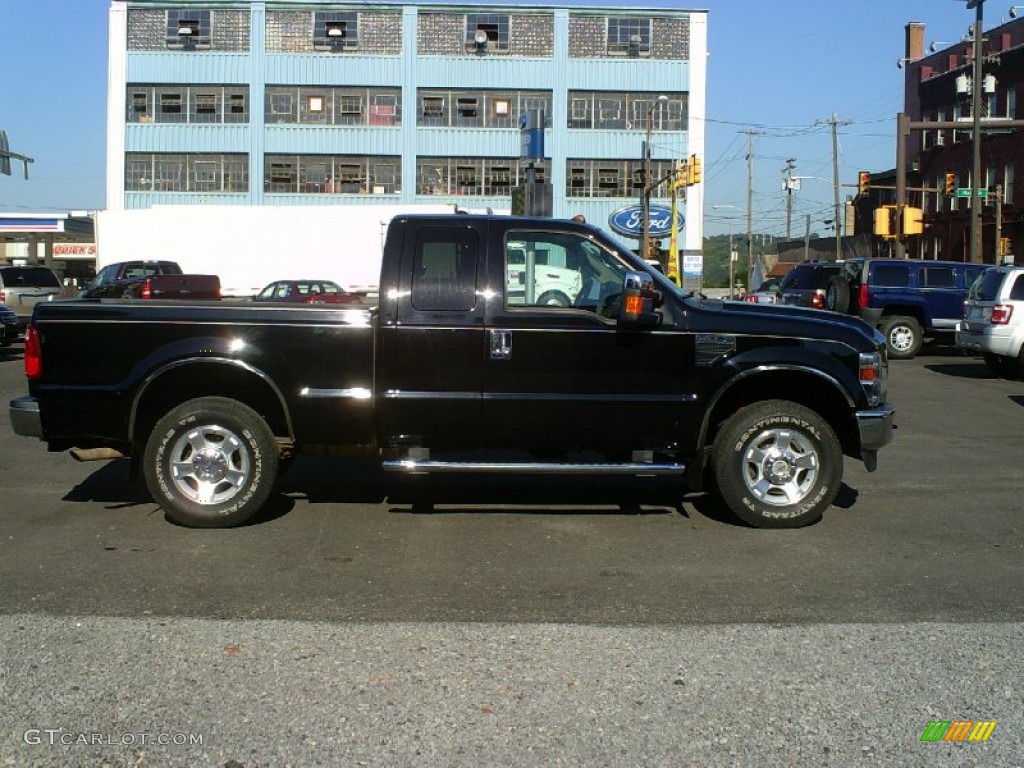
[143,397,278,528]
[711,400,842,528]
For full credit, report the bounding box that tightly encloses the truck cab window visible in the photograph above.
[505,231,629,316]
[411,227,478,311]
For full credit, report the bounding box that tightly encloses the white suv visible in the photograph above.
[956,265,1024,378]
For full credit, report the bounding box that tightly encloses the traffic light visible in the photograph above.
[874,206,895,238]
[675,160,688,189]
[858,171,870,195]
[688,154,702,185]
[902,205,924,236]
[944,172,957,195]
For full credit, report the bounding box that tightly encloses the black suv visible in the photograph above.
[778,261,843,310]
[824,258,987,359]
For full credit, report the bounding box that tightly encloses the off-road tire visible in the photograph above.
[880,315,923,359]
[143,396,278,528]
[711,400,842,529]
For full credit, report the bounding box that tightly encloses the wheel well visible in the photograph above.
[131,362,290,451]
[879,306,925,325]
[704,370,857,453]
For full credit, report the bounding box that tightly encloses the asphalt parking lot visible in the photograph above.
[0,341,1021,766]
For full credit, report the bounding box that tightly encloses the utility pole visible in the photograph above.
[783,158,796,240]
[969,2,985,263]
[741,129,762,290]
[641,95,668,262]
[815,113,851,261]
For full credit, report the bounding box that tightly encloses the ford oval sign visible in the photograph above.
[608,205,683,239]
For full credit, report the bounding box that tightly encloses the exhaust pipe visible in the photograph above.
[70,447,125,462]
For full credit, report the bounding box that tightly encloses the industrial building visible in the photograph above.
[105,0,708,263]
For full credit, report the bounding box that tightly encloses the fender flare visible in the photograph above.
[128,356,295,441]
[696,363,856,451]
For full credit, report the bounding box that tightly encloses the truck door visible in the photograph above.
[482,225,691,463]
[376,220,486,459]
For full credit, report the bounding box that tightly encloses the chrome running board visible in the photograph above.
[382,460,686,476]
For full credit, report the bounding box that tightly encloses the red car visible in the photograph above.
[254,280,362,305]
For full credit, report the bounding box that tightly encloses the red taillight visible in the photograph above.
[859,283,869,308]
[744,295,757,303]
[991,304,1014,324]
[811,293,824,309]
[0,290,5,303]
[140,278,152,299]
[24,324,42,380]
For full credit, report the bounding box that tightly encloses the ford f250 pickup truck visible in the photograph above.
[9,215,895,529]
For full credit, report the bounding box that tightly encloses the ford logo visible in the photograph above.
[608,205,684,239]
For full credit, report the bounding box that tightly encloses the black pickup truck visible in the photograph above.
[9,215,895,529]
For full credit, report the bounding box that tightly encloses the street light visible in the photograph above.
[641,94,669,262]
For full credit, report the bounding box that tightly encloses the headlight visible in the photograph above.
[858,351,887,407]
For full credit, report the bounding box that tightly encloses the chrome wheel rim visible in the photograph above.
[889,326,914,352]
[169,424,250,505]
[741,428,819,507]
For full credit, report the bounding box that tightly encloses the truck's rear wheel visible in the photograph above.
[711,400,842,528]
[143,397,278,528]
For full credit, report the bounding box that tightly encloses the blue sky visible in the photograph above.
[0,0,993,236]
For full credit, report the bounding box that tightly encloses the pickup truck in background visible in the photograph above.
[9,215,895,530]
[79,260,221,300]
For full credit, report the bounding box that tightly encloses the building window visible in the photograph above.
[1004,162,1014,203]
[264,155,401,195]
[1008,87,1016,119]
[417,89,550,128]
[130,91,151,122]
[566,158,674,198]
[607,17,651,57]
[126,153,248,193]
[417,157,548,196]
[568,91,686,131]
[313,11,359,52]
[422,96,445,123]
[166,10,211,51]
[193,93,218,122]
[265,86,400,126]
[129,85,248,125]
[465,13,510,54]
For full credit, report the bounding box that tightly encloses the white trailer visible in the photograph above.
[94,204,462,298]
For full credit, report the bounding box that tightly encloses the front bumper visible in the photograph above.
[9,396,42,438]
[855,402,896,472]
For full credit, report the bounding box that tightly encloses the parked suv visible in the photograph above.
[0,265,63,332]
[824,258,987,359]
[956,265,1024,378]
[778,261,843,309]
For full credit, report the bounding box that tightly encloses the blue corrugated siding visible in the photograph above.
[127,53,253,84]
[126,125,252,152]
[263,127,404,155]
[263,56,406,86]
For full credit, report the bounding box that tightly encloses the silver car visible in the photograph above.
[0,266,63,332]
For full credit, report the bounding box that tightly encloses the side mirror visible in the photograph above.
[617,270,660,327]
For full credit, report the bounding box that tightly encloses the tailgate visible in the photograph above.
[961,300,993,331]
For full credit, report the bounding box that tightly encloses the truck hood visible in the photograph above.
[688,297,883,350]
